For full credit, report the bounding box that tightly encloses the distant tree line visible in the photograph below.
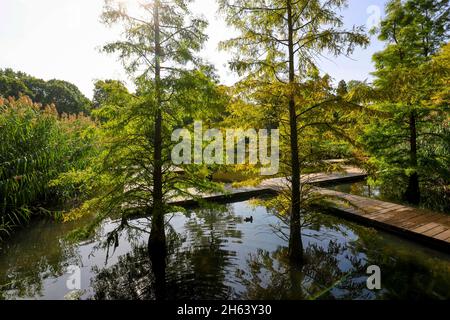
[0,68,91,115]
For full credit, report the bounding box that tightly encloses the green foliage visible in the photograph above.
[219,2,369,258]
[218,0,369,177]
[101,0,208,77]
[71,69,228,230]
[357,0,450,210]
[0,69,91,115]
[336,80,348,97]
[218,0,369,78]
[372,0,449,67]
[0,96,99,240]
[225,72,368,185]
[66,0,232,241]
[92,79,129,110]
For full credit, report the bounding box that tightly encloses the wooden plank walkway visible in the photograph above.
[314,188,450,252]
[152,166,450,251]
[169,166,367,207]
[259,169,450,252]
[259,166,367,190]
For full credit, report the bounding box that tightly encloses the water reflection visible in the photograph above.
[348,231,450,299]
[90,202,450,300]
[236,244,368,300]
[0,217,85,299]
[92,205,242,300]
[326,180,386,201]
[1,199,450,300]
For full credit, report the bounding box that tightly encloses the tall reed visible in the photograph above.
[0,96,98,240]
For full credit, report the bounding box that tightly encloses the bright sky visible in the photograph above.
[0,0,387,98]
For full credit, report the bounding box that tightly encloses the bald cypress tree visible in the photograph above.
[369,0,449,205]
[100,0,212,253]
[218,0,368,263]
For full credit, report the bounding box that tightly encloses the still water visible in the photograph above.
[325,180,395,202]
[1,198,450,300]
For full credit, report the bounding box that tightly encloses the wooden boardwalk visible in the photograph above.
[166,166,449,251]
[259,166,367,190]
[315,188,450,252]
[258,169,450,251]
[170,166,367,206]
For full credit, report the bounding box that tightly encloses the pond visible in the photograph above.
[1,198,450,300]
[324,180,397,203]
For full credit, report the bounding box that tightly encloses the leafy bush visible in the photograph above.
[0,96,99,239]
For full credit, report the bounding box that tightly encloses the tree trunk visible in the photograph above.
[405,111,420,204]
[289,262,304,298]
[287,0,303,264]
[149,0,166,251]
[148,235,167,300]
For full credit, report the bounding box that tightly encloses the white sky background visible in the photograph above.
[0,0,386,98]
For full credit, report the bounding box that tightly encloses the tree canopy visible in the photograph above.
[0,69,91,115]
[355,0,450,207]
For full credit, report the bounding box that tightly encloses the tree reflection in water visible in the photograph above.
[90,200,450,300]
[235,244,368,300]
[2,199,449,300]
[91,204,241,300]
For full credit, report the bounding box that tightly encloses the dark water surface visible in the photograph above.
[1,199,450,300]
